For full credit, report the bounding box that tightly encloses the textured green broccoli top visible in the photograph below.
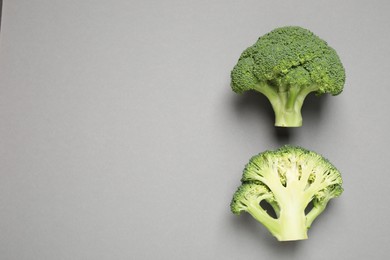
[231,26,346,127]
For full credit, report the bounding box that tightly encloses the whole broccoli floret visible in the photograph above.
[231,26,346,127]
[230,146,343,241]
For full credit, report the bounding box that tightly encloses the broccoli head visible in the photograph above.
[231,26,346,127]
[230,145,343,241]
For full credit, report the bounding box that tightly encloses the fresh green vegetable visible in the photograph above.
[231,26,346,127]
[231,145,343,241]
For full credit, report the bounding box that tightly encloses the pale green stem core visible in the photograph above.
[277,196,308,241]
[247,195,309,241]
[244,182,313,241]
[252,83,318,127]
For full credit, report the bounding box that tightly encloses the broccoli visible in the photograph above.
[230,146,343,241]
[231,26,346,127]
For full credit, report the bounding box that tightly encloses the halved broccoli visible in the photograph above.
[230,145,343,241]
[231,26,346,127]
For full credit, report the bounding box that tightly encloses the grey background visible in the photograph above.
[0,0,389,259]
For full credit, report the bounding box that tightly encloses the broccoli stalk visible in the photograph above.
[231,146,343,241]
[240,184,309,240]
[231,26,346,127]
[252,82,317,127]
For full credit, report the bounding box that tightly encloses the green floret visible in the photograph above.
[230,146,343,241]
[231,26,346,127]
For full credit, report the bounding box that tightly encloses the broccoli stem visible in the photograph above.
[278,202,308,241]
[253,83,318,127]
[273,87,306,127]
[274,183,310,241]
[273,104,303,127]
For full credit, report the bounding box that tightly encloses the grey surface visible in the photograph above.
[0,0,389,259]
[0,0,2,30]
